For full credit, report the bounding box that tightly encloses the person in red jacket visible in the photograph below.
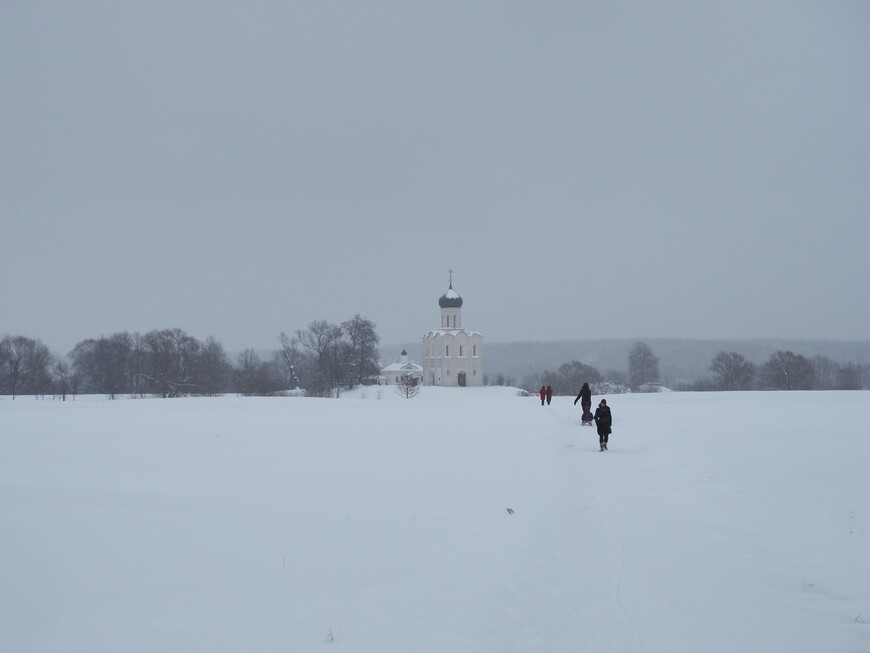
[539,386,546,406]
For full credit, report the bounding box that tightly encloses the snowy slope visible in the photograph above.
[1,389,868,652]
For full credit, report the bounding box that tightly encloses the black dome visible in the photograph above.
[438,283,463,308]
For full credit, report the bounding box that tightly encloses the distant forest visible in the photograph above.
[393,338,870,394]
[3,329,869,400]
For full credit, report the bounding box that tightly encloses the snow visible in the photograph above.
[380,362,422,372]
[424,329,482,337]
[1,388,868,652]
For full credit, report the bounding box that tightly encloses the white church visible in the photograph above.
[422,273,484,386]
[379,348,423,386]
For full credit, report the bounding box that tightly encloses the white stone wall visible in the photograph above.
[381,365,423,386]
[440,307,461,329]
[422,330,484,386]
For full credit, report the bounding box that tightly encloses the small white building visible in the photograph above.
[380,349,423,386]
[422,274,484,386]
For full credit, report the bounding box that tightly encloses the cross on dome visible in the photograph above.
[439,270,463,308]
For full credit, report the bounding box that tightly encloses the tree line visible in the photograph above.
[0,315,380,400]
[516,341,868,395]
[679,349,867,391]
[4,331,867,400]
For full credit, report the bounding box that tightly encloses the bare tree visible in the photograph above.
[709,351,755,390]
[285,317,382,396]
[0,335,54,398]
[2,336,23,397]
[759,350,815,390]
[234,349,283,396]
[296,320,342,361]
[96,332,134,399]
[51,360,73,400]
[628,341,660,388]
[296,320,344,396]
[69,339,97,394]
[556,360,602,395]
[277,332,306,390]
[342,314,380,385]
[534,362,602,396]
[69,332,137,398]
[29,341,54,398]
[235,349,261,396]
[395,373,421,399]
[197,336,231,396]
[128,332,147,397]
[141,328,201,397]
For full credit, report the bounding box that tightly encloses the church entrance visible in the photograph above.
[458,371,466,387]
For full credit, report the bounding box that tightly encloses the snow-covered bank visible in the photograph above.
[1,389,868,652]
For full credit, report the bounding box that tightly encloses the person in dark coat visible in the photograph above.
[539,386,546,406]
[594,399,612,452]
[573,382,592,413]
[545,385,553,405]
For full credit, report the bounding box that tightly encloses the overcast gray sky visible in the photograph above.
[2,1,869,355]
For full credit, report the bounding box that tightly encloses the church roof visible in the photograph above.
[438,282,463,308]
[423,329,482,338]
[380,361,423,373]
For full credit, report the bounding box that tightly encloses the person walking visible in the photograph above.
[573,382,593,424]
[539,386,546,406]
[545,385,553,405]
[573,382,592,413]
[594,399,612,452]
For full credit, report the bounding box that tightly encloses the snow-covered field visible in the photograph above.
[1,388,868,652]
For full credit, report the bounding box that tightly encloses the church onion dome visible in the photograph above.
[438,283,463,308]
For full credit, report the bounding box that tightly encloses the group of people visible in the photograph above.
[540,381,613,452]
[575,382,612,452]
